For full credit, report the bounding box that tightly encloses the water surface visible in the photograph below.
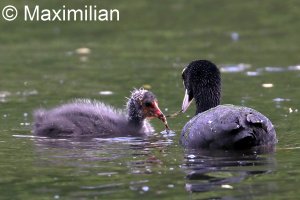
[0,0,300,199]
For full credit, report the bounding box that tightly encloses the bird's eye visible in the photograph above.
[144,102,153,107]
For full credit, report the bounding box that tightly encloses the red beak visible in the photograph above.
[152,101,170,130]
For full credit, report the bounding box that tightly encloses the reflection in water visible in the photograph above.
[182,147,276,198]
[31,135,174,197]
[33,135,172,168]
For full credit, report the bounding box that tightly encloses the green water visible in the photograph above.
[0,0,300,199]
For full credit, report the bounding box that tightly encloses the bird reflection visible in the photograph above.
[182,146,276,194]
[32,135,172,169]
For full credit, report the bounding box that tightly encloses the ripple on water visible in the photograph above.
[224,64,300,77]
[81,183,123,190]
[220,63,251,73]
[246,71,261,76]
[0,90,38,102]
[273,98,291,102]
[12,134,47,139]
[15,90,39,98]
[256,64,300,74]
[273,98,292,109]
[264,66,286,72]
[288,65,300,71]
[0,91,11,102]
[97,172,118,176]
[182,148,276,194]
[99,91,114,96]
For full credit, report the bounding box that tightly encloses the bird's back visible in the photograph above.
[33,100,140,137]
[180,105,277,149]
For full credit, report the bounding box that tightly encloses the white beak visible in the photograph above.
[182,89,193,113]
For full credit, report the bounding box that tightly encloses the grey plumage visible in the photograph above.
[33,89,159,137]
[181,105,277,149]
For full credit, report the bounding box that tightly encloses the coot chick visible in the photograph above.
[180,60,277,149]
[33,89,168,137]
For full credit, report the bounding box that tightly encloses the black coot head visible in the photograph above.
[181,60,221,113]
[130,89,167,123]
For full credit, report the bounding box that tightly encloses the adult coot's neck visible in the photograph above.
[194,86,220,114]
[182,60,221,115]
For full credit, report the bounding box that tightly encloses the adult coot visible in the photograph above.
[33,89,168,137]
[180,60,277,149]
